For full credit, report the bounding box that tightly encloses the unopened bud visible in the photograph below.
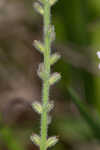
[47,101,54,112]
[32,102,42,114]
[47,115,52,125]
[48,25,56,42]
[33,40,44,54]
[30,134,40,147]
[46,136,58,148]
[49,72,61,85]
[49,0,58,6]
[50,53,61,65]
[33,2,44,15]
[37,63,45,80]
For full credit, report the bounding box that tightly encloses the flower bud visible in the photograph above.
[32,102,42,114]
[47,101,54,112]
[48,25,56,42]
[33,2,44,15]
[46,136,58,148]
[49,72,61,85]
[30,134,40,147]
[50,53,61,65]
[33,40,44,54]
[47,115,52,125]
[49,0,58,6]
[37,63,45,80]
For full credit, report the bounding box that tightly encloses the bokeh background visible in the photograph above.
[1,0,100,150]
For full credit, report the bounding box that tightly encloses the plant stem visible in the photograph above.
[40,1,51,150]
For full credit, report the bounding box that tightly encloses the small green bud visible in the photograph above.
[47,101,54,112]
[49,72,61,85]
[37,63,45,80]
[30,134,40,147]
[32,102,42,114]
[50,53,61,65]
[33,40,44,54]
[48,25,55,42]
[33,2,44,15]
[47,115,52,125]
[49,0,58,6]
[46,136,58,148]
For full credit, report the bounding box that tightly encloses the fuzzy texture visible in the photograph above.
[31,0,61,150]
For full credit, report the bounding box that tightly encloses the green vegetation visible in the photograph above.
[31,0,60,150]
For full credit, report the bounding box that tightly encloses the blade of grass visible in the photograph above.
[68,87,100,140]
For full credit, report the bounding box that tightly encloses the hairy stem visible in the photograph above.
[40,1,51,150]
[31,0,60,149]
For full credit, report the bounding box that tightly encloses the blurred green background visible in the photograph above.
[1,0,100,150]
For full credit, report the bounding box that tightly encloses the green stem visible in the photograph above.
[40,1,51,150]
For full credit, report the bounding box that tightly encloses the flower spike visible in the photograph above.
[31,0,60,149]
